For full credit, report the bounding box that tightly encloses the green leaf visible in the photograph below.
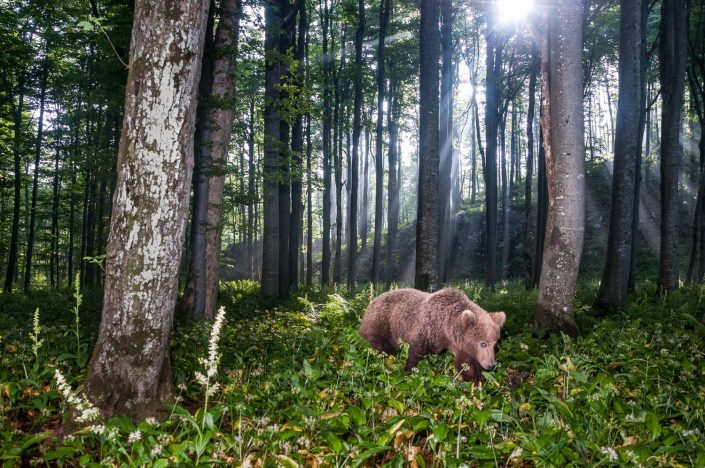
[433,423,448,443]
[77,20,94,31]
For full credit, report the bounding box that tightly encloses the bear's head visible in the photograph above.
[452,307,506,371]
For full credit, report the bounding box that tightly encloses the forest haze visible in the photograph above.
[1,0,705,464]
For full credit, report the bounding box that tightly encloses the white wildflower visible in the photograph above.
[150,444,163,458]
[520,343,529,351]
[54,369,100,423]
[600,446,618,461]
[128,430,142,444]
[145,417,158,426]
[682,429,695,437]
[106,427,119,441]
[30,308,43,360]
[87,424,105,435]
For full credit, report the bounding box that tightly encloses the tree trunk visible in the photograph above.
[595,0,641,312]
[306,112,314,287]
[387,77,400,286]
[534,0,584,337]
[290,2,306,290]
[656,0,687,293]
[415,0,440,291]
[262,0,282,297]
[51,139,61,289]
[321,0,332,285]
[348,0,365,291]
[203,0,242,317]
[24,59,48,292]
[524,45,539,287]
[247,98,256,278]
[438,0,452,283]
[500,109,510,279]
[483,18,503,289]
[183,1,216,318]
[4,73,26,293]
[361,128,370,251]
[371,0,388,286]
[85,0,210,419]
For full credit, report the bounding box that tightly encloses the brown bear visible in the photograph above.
[359,288,506,382]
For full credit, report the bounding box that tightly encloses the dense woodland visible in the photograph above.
[1,0,705,465]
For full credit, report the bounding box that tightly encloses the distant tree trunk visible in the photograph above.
[321,0,332,285]
[290,2,306,289]
[524,45,539,287]
[415,0,440,291]
[348,0,365,291]
[438,0,452,283]
[628,0,648,291]
[247,99,256,278]
[361,128,370,251]
[332,32,345,284]
[84,0,210,419]
[51,139,61,289]
[595,0,641,312]
[278,0,296,297]
[535,0,584,337]
[484,17,504,289]
[203,0,242,317]
[183,1,216,318]
[656,0,687,293]
[372,0,388,286]
[262,0,282,297]
[500,109,510,279]
[4,73,26,293]
[67,122,79,290]
[605,77,615,152]
[387,76,400,286]
[24,59,48,292]
[306,112,314,287]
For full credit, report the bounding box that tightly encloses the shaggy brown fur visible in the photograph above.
[359,288,506,382]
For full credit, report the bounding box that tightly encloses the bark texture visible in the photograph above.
[535,0,584,337]
[85,0,210,419]
[415,0,440,291]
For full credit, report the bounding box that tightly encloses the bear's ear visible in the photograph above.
[491,311,506,327]
[461,309,477,328]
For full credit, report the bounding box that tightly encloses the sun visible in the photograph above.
[496,0,534,25]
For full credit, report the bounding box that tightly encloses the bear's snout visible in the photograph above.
[482,361,497,371]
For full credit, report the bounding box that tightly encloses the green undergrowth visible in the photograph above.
[1,280,705,466]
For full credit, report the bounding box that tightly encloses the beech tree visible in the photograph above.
[595,0,642,312]
[415,0,440,291]
[84,0,211,418]
[657,0,687,293]
[534,0,585,336]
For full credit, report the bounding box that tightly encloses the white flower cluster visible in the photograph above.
[194,307,226,397]
[128,430,142,443]
[54,369,99,423]
[30,308,43,359]
[600,446,618,461]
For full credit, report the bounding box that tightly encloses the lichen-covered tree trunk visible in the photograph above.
[204,0,242,319]
[84,0,210,419]
[535,0,584,337]
[595,0,641,312]
[438,0,452,284]
[415,0,440,292]
[657,0,687,293]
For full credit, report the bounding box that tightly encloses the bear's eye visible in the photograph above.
[480,342,488,349]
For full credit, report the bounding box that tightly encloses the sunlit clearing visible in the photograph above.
[496,0,534,24]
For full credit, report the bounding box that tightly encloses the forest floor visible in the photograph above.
[1,280,705,466]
